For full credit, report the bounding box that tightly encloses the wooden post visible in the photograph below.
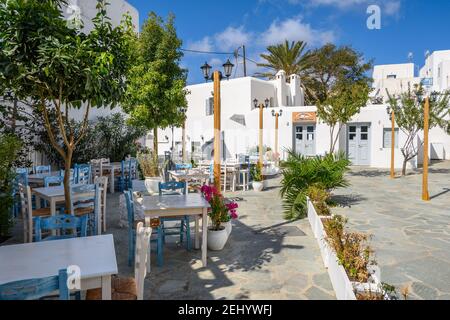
[213,71,221,190]
[422,97,430,201]
[390,110,395,179]
[259,105,264,171]
[182,121,186,163]
[275,113,279,165]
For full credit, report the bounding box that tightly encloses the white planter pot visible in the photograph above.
[207,227,228,251]
[221,221,232,236]
[144,177,161,194]
[252,181,264,192]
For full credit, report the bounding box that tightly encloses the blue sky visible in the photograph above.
[127,0,450,85]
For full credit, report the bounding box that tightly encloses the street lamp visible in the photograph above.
[200,59,235,190]
[271,109,283,165]
[179,107,188,163]
[386,105,396,179]
[253,98,270,171]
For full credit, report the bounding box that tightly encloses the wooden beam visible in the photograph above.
[422,97,430,201]
[213,71,221,190]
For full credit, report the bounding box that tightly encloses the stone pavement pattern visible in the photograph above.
[331,161,450,300]
[110,177,335,300]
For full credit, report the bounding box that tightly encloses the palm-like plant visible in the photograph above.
[280,150,350,220]
[255,40,311,79]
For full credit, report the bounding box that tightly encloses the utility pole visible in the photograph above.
[242,45,247,77]
[422,96,430,201]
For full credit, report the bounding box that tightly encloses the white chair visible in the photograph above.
[94,176,109,232]
[86,222,151,300]
[18,183,51,243]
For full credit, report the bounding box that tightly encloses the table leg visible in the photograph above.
[110,170,114,193]
[50,199,57,236]
[201,208,207,267]
[194,215,200,250]
[101,275,112,300]
[35,195,41,209]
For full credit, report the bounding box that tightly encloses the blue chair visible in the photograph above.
[0,269,69,300]
[70,184,100,236]
[124,190,163,267]
[34,165,51,174]
[44,176,63,187]
[33,214,88,242]
[175,163,192,171]
[60,169,76,185]
[158,181,191,251]
[119,159,137,192]
[74,164,91,185]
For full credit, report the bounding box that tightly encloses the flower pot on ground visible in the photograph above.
[144,176,161,193]
[207,227,228,251]
[201,185,239,250]
[137,151,162,193]
[252,181,264,192]
[250,165,264,192]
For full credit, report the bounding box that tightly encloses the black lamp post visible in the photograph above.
[201,59,234,82]
[252,98,270,170]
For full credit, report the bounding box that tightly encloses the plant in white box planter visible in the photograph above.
[201,185,239,251]
[137,151,162,193]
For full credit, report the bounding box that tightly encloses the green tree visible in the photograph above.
[317,81,370,154]
[387,85,450,176]
[256,40,311,79]
[0,0,134,205]
[302,44,373,105]
[123,12,188,155]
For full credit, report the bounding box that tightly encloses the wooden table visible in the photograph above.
[102,162,122,193]
[139,194,210,267]
[28,171,61,186]
[169,170,210,189]
[0,235,118,300]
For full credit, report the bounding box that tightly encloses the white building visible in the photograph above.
[158,50,450,169]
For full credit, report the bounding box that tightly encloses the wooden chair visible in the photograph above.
[70,184,101,236]
[0,269,69,300]
[158,181,191,251]
[86,222,151,300]
[94,176,108,232]
[124,190,163,267]
[33,214,88,242]
[119,159,137,192]
[43,176,63,187]
[18,183,51,243]
[75,164,91,185]
[175,163,192,171]
[33,165,51,174]
[12,169,29,218]
[60,169,76,185]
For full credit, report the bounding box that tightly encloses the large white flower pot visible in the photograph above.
[144,177,161,194]
[252,181,264,192]
[207,227,228,251]
[221,221,232,236]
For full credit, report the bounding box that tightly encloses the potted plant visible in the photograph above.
[201,185,238,250]
[137,151,161,194]
[221,199,239,236]
[250,165,264,192]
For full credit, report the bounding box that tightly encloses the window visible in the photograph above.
[296,126,303,140]
[387,74,397,79]
[383,128,399,148]
[205,98,214,116]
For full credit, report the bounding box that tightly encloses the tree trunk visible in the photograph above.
[153,127,158,155]
[402,158,408,176]
[64,148,73,214]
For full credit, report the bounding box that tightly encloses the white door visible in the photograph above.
[295,125,316,156]
[348,124,370,165]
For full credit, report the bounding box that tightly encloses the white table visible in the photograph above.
[139,194,210,267]
[28,171,61,186]
[0,235,118,300]
[32,185,100,235]
[102,162,122,193]
[169,170,210,189]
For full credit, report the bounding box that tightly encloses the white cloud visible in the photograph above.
[290,0,402,16]
[186,37,213,52]
[260,17,335,47]
[215,27,252,51]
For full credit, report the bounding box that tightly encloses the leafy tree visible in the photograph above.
[0,0,134,205]
[256,40,311,79]
[123,12,188,155]
[317,81,370,154]
[302,44,373,105]
[387,85,450,176]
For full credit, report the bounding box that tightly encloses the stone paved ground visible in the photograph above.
[331,161,450,300]
[3,176,335,300]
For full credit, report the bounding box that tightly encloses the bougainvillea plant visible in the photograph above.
[200,185,238,231]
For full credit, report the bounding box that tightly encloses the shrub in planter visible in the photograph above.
[250,165,264,192]
[137,151,162,193]
[307,185,331,216]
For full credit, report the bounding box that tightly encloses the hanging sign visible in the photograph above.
[293,112,317,123]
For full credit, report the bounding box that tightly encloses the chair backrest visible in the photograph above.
[18,183,33,243]
[94,176,108,231]
[70,184,100,235]
[75,164,91,185]
[44,175,64,187]
[34,214,88,242]
[34,165,51,174]
[90,159,103,178]
[0,269,69,300]
[159,180,187,195]
[15,170,29,186]
[60,169,76,184]
[175,163,192,171]
[134,222,152,300]
[124,190,135,228]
